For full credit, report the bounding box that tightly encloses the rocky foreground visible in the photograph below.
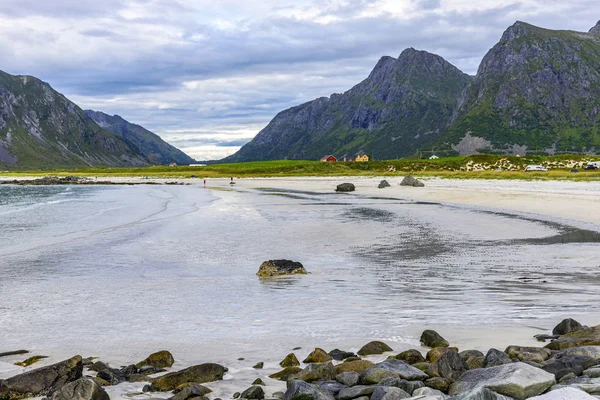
[1,319,600,400]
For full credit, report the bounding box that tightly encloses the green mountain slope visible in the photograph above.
[437,21,600,155]
[223,48,472,162]
[0,70,149,169]
[85,111,195,165]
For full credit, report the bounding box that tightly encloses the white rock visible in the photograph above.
[529,387,597,399]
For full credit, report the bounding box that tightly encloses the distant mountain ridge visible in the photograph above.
[225,20,600,162]
[85,111,195,165]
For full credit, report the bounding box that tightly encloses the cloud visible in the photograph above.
[0,0,599,159]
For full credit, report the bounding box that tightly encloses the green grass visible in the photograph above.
[1,155,599,181]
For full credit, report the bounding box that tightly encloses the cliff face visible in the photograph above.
[224,48,472,162]
[0,70,149,169]
[85,111,195,165]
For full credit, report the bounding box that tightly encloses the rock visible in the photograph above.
[281,353,300,367]
[413,387,446,398]
[240,386,265,400]
[90,361,110,373]
[0,351,29,358]
[534,335,560,343]
[137,350,175,369]
[0,355,82,399]
[427,348,459,363]
[138,365,166,375]
[370,386,411,400]
[344,357,362,363]
[483,349,512,368]
[530,387,597,399]
[284,380,334,400]
[425,378,451,393]
[256,260,307,277]
[291,362,336,382]
[553,319,584,336]
[337,386,376,400]
[273,392,285,400]
[421,331,449,348]
[378,378,424,395]
[304,349,332,363]
[14,355,48,367]
[253,379,265,386]
[395,350,425,365]
[314,381,347,396]
[457,351,483,363]
[546,325,600,350]
[335,361,374,374]
[505,346,552,364]
[431,351,468,382]
[357,341,393,356]
[563,347,600,360]
[378,180,391,189]
[170,385,212,400]
[559,373,578,383]
[336,183,356,192]
[234,392,241,398]
[448,387,514,400]
[269,367,303,381]
[120,364,138,379]
[50,378,109,400]
[583,367,600,378]
[360,359,429,384]
[465,357,484,370]
[150,363,228,391]
[128,374,151,383]
[336,372,360,387]
[449,362,556,400]
[400,175,424,188]
[551,377,600,395]
[91,377,110,386]
[541,355,597,380]
[253,362,264,369]
[96,369,124,386]
[329,350,356,361]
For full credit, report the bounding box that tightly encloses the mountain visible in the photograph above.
[436,21,600,155]
[0,70,149,169]
[223,48,472,162]
[85,111,195,165]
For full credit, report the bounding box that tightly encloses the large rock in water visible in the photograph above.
[449,362,556,400]
[136,350,174,368]
[50,378,109,400]
[400,175,424,187]
[421,330,449,348]
[336,183,356,192]
[0,355,83,399]
[256,260,307,277]
[304,348,332,363]
[284,380,335,400]
[149,363,228,391]
[360,359,428,384]
[553,319,584,336]
[357,341,393,356]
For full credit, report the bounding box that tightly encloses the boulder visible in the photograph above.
[583,367,600,378]
[395,350,425,365]
[449,362,556,400]
[448,387,514,400]
[530,387,597,399]
[240,386,265,400]
[50,378,109,400]
[335,360,374,374]
[96,369,124,386]
[253,362,264,369]
[90,361,110,373]
[281,353,300,367]
[284,380,334,400]
[465,357,484,370]
[483,349,512,368]
[425,377,451,393]
[150,363,228,391]
[336,372,360,387]
[400,175,424,188]
[504,346,552,364]
[253,378,265,386]
[360,359,428,384]
[541,355,597,379]
[458,351,483,363]
[0,351,29,358]
[270,367,303,381]
[314,380,347,396]
[291,362,336,383]
[0,355,82,399]
[553,319,584,336]
[357,341,393,356]
[120,364,138,379]
[563,347,600,360]
[337,386,376,400]
[551,377,600,395]
[370,386,411,400]
[138,365,165,375]
[421,331,449,348]
[378,378,424,395]
[413,387,445,399]
[428,348,459,363]
[546,325,600,350]
[336,183,356,192]
[169,384,211,400]
[304,349,332,363]
[136,350,175,369]
[378,180,391,189]
[432,351,468,382]
[329,350,356,361]
[257,260,307,277]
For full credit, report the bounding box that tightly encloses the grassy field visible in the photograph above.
[2,155,600,181]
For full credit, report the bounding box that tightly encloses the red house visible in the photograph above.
[320,155,337,162]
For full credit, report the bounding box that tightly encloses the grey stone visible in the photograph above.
[458,351,484,363]
[504,346,552,364]
[413,387,446,398]
[583,367,600,378]
[563,347,600,361]
[337,386,376,400]
[378,378,424,395]
[531,387,597,399]
[336,183,356,192]
[361,359,428,384]
[240,386,265,400]
[314,380,347,396]
[552,377,600,395]
[170,385,212,400]
[50,378,109,400]
[449,362,556,400]
[541,355,597,380]
[370,386,411,400]
[329,350,356,362]
[291,362,337,383]
[400,175,425,188]
[553,319,584,336]
[483,349,512,368]
[378,180,391,189]
[433,351,468,382]
[336,372,360,387]
[448,387,514,400]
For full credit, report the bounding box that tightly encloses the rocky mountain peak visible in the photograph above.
[589,21,600,35]
[501,21,532,41]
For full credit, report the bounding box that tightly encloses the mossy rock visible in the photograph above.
[252,378,265,386]
[546,324,600,350]
[268,367,302,381]
[303,348,332,363]
[334,360,374,374]
[280,353,300,367]
[420,330,449,348]
[426,347,458,363]
[14,356,48,367]
[252,362,264,369]
[150,363,228,391]
[465,356,484,370]
[412,362,431,372]
[136,350,175,369]
[425,377,451,393]
[256,260,307,277]
[394,350,425,365]
[357,341,393,356]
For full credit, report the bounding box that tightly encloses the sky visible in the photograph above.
[0,0,598,160]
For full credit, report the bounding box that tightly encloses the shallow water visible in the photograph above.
[0,184,599,395]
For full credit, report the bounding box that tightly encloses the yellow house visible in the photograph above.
[354,151,369,162]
